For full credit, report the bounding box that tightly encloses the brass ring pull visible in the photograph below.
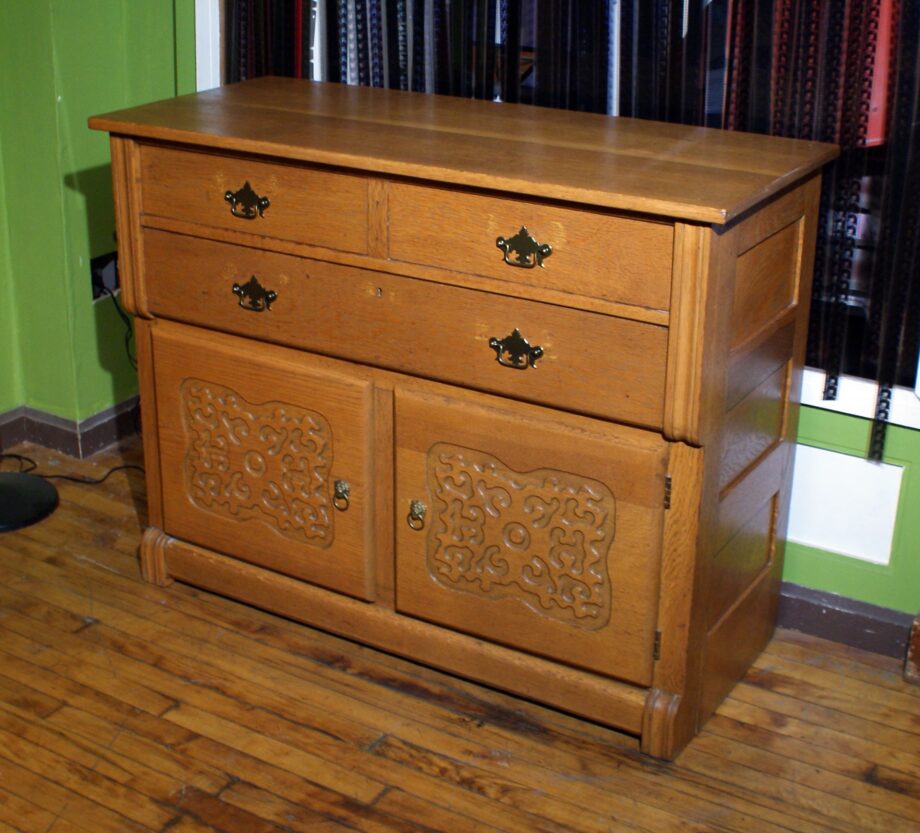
[232,276,277,312]
[333,480,350,512]
[489,329,544,370]
[225,181,270,219]
[496,226,552,269]
[407,500,427,530]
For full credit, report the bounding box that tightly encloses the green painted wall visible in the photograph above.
[0,133,23,414]
[0,0,195,423]
[786,406,920,614]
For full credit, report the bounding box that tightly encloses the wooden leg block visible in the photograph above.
[640,688,683,760]
[906,613,920,685]
[139,527,174,587]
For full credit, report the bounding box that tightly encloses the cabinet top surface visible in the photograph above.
[89,76,837,225]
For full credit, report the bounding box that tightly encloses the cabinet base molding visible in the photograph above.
[148,530,657,740]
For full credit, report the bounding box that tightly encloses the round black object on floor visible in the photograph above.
[0,472,59,532]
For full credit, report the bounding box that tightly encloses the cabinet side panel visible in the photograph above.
[647,221,738,759]
[730,221,799,348]
[699,176,821,726]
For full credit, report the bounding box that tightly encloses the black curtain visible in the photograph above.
[226,1,612,111]
[225,0,920,459]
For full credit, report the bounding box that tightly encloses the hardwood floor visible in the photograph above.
[0,439,918,833]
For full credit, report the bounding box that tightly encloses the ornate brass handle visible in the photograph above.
[224,181,270,219]
[232,276,277,312]
[407,500,427,530]
[496,226,552,269]
[333,480,350,512]
[489,329,544,370]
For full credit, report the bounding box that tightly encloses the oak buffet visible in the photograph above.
[90,78,837,759]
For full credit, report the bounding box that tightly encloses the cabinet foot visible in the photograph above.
[140,527,174,586]
[640,688,683,760]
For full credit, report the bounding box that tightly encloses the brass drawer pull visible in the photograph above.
[225,181,270,219]
[232,276,277,312]
[489,329,544,370]
[407,500,427,530]
[496,226,552,268]
[333,479,350,512]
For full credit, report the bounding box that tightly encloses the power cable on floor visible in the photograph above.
[0,453,143,484]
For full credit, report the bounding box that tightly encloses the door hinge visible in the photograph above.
[663,475,672,510]
[653,630,662,661]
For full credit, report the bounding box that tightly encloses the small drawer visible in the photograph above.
[143,229,668,429]
[139,144,369,253]
[388,183,674,311]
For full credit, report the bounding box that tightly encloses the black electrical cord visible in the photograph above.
[0,453,143,485]
[101,285,137,370]
[101,281,142,438]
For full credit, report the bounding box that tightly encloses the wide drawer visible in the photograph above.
[139,144,369,253]
[388,182,674,311]
[150,321,376,600]
[143,229,668,429]
[394,384,669,685]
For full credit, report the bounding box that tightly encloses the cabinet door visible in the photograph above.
[151,322,375,600]
[394,385,669,686]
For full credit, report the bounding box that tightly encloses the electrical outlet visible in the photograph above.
[90,251,119,300]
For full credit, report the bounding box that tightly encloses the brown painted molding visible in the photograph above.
[779,582,914,659]
[0,397,138,459]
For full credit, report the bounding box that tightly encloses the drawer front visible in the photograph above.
[143,229,668,429]
[394,384,669,685]
[139,145,369,253]
[150,322,376,600]
[388,183,674,311]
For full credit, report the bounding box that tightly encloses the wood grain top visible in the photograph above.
[89,76,838,224]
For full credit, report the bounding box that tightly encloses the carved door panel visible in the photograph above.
[394,385,670,686]
[151,321,375,600]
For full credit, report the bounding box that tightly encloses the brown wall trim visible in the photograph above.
[0,397,139,459]
[778,582,914,659]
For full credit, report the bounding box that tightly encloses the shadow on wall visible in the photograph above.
[64,163,138,409]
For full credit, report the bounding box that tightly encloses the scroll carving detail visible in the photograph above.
[181,379,333,546]
[426,443,615,628]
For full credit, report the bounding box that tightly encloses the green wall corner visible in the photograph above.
[0,0,196,424]
[785,405,920,614]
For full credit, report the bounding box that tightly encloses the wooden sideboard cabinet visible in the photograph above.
[90,78,837,759]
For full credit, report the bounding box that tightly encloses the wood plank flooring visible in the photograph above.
[0,439,918,833]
